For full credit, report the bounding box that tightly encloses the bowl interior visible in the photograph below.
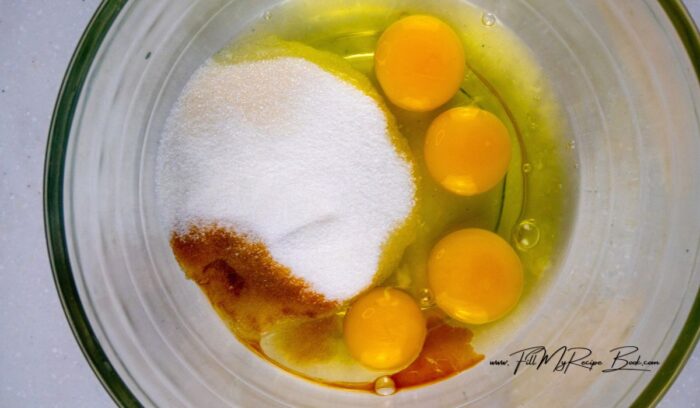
[49,0,700,406]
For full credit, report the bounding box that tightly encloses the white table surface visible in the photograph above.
[0,0,699,407]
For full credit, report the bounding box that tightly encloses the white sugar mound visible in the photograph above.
[156,57,415,302]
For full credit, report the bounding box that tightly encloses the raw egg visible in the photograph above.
[428,228,523,324]
[344,287,426,370]
[375,15,465,112]
[261,316,397,384]
[424,106,512,196]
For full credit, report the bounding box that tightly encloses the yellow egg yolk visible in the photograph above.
[428,228,523,325]
[424,106,512,196]
[375,15,465,112]
[343,287,426,370]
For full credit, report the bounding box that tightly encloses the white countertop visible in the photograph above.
[0,0,698,406]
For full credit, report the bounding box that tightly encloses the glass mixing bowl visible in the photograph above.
[45,0,700,406]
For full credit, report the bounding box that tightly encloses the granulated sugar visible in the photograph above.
[156,57,415,302]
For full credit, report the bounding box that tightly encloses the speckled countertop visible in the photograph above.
[0,1,698,406]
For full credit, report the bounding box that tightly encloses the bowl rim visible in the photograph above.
[43,1,700,407]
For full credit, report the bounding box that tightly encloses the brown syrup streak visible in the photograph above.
[391,316,484,389]
[171,224,338,340]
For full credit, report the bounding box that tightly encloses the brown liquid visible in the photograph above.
[171,224,337,341]
[391,316,484,389]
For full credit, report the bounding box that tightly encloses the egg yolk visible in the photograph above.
[343,287,426,370]
[375,15,465,112]
[424,106,512,196]
[428,228,523,325]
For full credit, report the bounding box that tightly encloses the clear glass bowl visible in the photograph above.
[45,0,700,406]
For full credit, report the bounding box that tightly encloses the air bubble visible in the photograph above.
[264,11,272,21]
[481,12,496,26]
[522,163,532,173]
[374,376,396,396]
[418,288,435,309]
[513,219,540,251]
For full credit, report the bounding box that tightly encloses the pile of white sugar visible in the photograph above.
[156,57,415,302]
